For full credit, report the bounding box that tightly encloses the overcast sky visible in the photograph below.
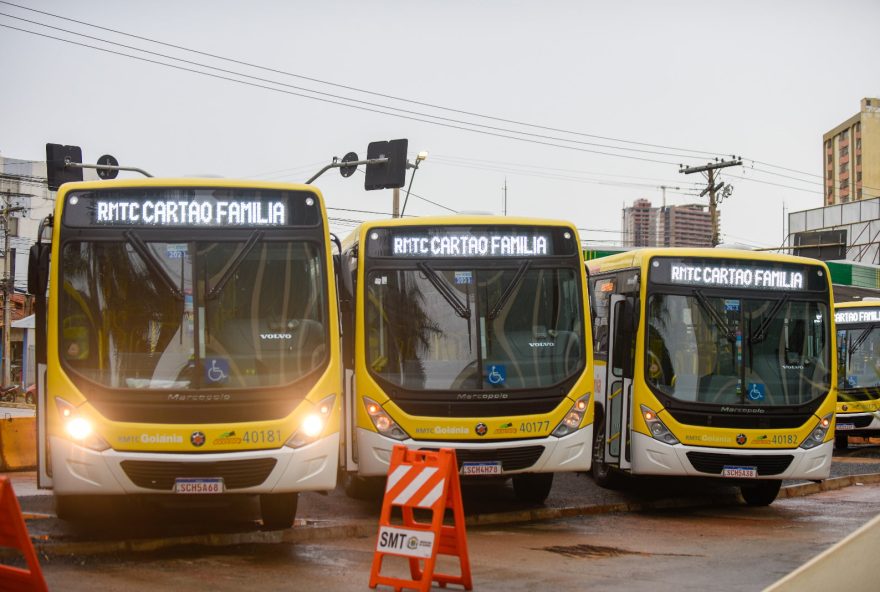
[1,0,878,246]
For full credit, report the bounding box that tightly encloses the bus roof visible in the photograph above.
[586,247,830,275]
[835,299,880,310]
[54,177,323,196]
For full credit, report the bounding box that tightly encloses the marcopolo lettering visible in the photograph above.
[669,264,804,290]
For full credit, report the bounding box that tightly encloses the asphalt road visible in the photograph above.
[9,440,880,546]
[20,480,880,591]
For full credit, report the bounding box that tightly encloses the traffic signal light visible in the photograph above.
[45,143,83,191]
[364,139,408,191]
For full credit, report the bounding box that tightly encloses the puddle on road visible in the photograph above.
[536,543,699,559]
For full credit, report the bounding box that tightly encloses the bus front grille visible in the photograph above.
[120,458,278,491]
[453,446,546,471]
[685,452,794,476]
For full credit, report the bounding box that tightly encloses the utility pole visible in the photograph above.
[1,190,25,387]
[502,178,508,216]
[392,187,400,218]
[679,158,742,246]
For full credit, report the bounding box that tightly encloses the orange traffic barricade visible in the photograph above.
[0,476,48,591]
[369,445,472,592]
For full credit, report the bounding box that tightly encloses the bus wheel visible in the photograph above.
[260,492,298,529]
[342,473,385,501]
[740,480,781,506]
[835,433,849,450]
[512,473,554,504]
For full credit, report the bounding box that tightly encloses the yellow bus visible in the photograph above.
[834,300,880,449]
[587,248,836,505]
[339,216,594,502]
[28,178,341,528]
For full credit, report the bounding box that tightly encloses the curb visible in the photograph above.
[24,472,880,558]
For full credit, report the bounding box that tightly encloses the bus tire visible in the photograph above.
[342,473,385,500]
[591,411,625,490]
[835,432,849,450]
[740,480,781,506]
[512,473,554,504]
[260,492,298,529]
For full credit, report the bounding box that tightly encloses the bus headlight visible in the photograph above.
[364,397,408,440]
[641,405,679,445]
[55,397,110,452]
[286,394,336,449]
[551,394,591,438]
[800,414,832,450]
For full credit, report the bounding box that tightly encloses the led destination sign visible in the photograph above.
[367,226,576,258]
[393,234,548,257]
[836,308,880,325]
[650,257,827,292]
[94,199,286,226]
[63,188,321,228]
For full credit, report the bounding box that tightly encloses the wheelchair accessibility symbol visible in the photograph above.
[487,365,506,386]
[205,358,230,384]
[747,382,765,402]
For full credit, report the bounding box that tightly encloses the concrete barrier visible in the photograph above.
[765,512,880,591]
[0,416,37,470]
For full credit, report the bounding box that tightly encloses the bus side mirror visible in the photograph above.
[28,243,50,296]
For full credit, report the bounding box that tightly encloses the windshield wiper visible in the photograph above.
[850,324,876,355]
[692,289,735,343]
[488,261,531,320]
[748,293,789,344]
[207,231,263,299]
[124,231,184,300]
[416,262,470,319]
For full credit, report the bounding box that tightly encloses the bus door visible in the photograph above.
[28,240,53,488]
[338,246,358,472]
[604,294,635,471]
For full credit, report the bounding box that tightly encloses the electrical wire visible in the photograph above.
[0,0,729,160]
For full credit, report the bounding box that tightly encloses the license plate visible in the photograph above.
[460,461,502,476]
[174,478,224,494]
[721,465,757,478]
[837,423,855,430]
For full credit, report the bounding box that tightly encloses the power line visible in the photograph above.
[2,22,702,168]
[0,0,728,160]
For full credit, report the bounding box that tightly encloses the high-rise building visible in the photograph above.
[657,203,714,247]
[823,98,880,205]
[621,198,656,247]
[621,199,713,248]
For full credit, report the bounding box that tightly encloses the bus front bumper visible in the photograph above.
[836,412,880,435]
[630,431,832,481]
[354,425,592,477]
[49,433,339,496]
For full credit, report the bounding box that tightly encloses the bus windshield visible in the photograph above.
[365,265,583,391]
[645,292,830,406]
[59,238,327,390]
[837,323,880,400]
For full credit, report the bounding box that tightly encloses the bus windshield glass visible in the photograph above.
[645,293,830,406]
[837,321,880,400]
[365,266,584,391]
[59,239,328,390]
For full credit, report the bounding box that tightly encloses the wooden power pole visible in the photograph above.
[679,158,742,246]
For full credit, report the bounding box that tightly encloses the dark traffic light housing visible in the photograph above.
[45,143,84,191]
[364,139,408,191]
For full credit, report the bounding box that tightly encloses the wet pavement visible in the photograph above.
[16,480,880,591]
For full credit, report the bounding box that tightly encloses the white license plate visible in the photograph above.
[174,478,224,494]
[721,465,757,479]
[837,423,855,430]
[460,461,502,476]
